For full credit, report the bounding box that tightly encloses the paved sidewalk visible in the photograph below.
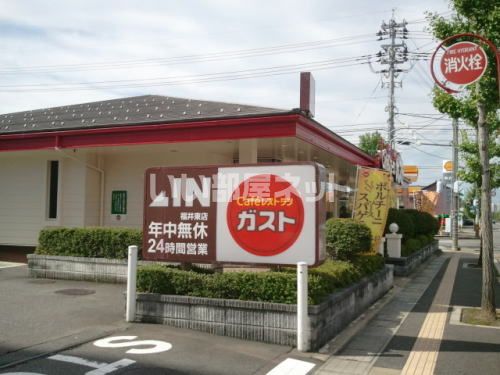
[316,255,448,375]
[316,225,500,375]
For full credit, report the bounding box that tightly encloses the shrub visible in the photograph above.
[385,209,439,240]
[325,218,372,260]
[411,211,439,236]
[404,209,424,235]
[353,253,386,276]
[36,227,142,259]
[137,256,385,305]
[401,238,422,257]
[385,208,415,240]
[417,234,432,247]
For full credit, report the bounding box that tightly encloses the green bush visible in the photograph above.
[325,218,372,260]
[385,208,415,240]
[417,234,437,247]
[384,209,439,244]
[403,209,420,230]
[401,238,422,257]
[36,227,142,259]
[410,211,439,236]
[353,253,386,275]
[137,256,385,305]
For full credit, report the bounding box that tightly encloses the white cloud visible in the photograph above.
[0,0,484,192]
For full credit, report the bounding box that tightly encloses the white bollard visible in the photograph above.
[297,262,309,352]
[126,245,138,322]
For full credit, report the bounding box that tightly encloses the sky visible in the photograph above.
[0,0,496,200]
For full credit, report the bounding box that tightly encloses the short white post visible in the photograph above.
[297,261,309,352]
[386,223,402,258]
[126,245,138,322]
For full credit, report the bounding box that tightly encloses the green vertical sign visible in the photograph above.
[111,190,127,215]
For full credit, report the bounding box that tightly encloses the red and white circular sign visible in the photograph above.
[440,41,488,85]
[227,174,304,257]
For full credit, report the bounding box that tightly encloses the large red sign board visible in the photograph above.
[440,41,488,85]
[143,163,326,266]
[227,174,305,257]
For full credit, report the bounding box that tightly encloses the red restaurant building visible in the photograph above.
[0,81,376,251]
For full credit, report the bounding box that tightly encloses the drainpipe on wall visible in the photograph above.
[55,147,105,227]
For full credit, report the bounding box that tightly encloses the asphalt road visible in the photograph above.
[0,324,317,375]
[0,266,317,375]
[0,266,126,359]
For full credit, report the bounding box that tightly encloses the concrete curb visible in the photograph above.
[385,240,439,276]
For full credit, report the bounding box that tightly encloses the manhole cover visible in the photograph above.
[55,288,95,296]
[29,279,56,284]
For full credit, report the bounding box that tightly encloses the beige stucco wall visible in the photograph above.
[0,152,48,246]
[0,150,104,246]
[0,137,358,246]
[102,143,235,228]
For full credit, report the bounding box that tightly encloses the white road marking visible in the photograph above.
[93,336,172,354]
[266,358,315,375]
[85,359,135,375]
[48,354,135,375]
[48,354,106,368]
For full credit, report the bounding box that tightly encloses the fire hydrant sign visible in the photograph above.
[143,163,326,266]
[440,41,488,85]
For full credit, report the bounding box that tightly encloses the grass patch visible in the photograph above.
[461,308,500,327]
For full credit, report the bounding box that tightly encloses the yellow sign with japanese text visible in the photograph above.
[353,167,392,252]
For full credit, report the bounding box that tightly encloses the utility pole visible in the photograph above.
[373,11,409,148]
[451,118,459,251]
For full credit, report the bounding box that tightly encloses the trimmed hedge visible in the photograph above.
[385,208,415,240]
[385,208,439,257]
[137,255,385,305]
[325,218,372,260]
[36,227,142,259]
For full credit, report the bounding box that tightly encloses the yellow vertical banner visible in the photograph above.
[353,167,392,252]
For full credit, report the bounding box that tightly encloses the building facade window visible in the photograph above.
[47,160,59,219]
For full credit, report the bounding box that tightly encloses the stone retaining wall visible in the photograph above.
[27,254,157,283]
[135,265,393,350]
[385,240,439,276]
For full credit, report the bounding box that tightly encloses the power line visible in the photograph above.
[0,34,376,75]
[353,77,382,122]
[0,57,372,93]
[404,143,450,159]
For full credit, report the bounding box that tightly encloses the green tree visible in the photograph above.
[462,186,478,219]
[358,131,384,156]
[428,0,499,321]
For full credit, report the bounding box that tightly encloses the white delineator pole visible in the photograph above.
[297,261,309,352]
[126,245,138,322]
